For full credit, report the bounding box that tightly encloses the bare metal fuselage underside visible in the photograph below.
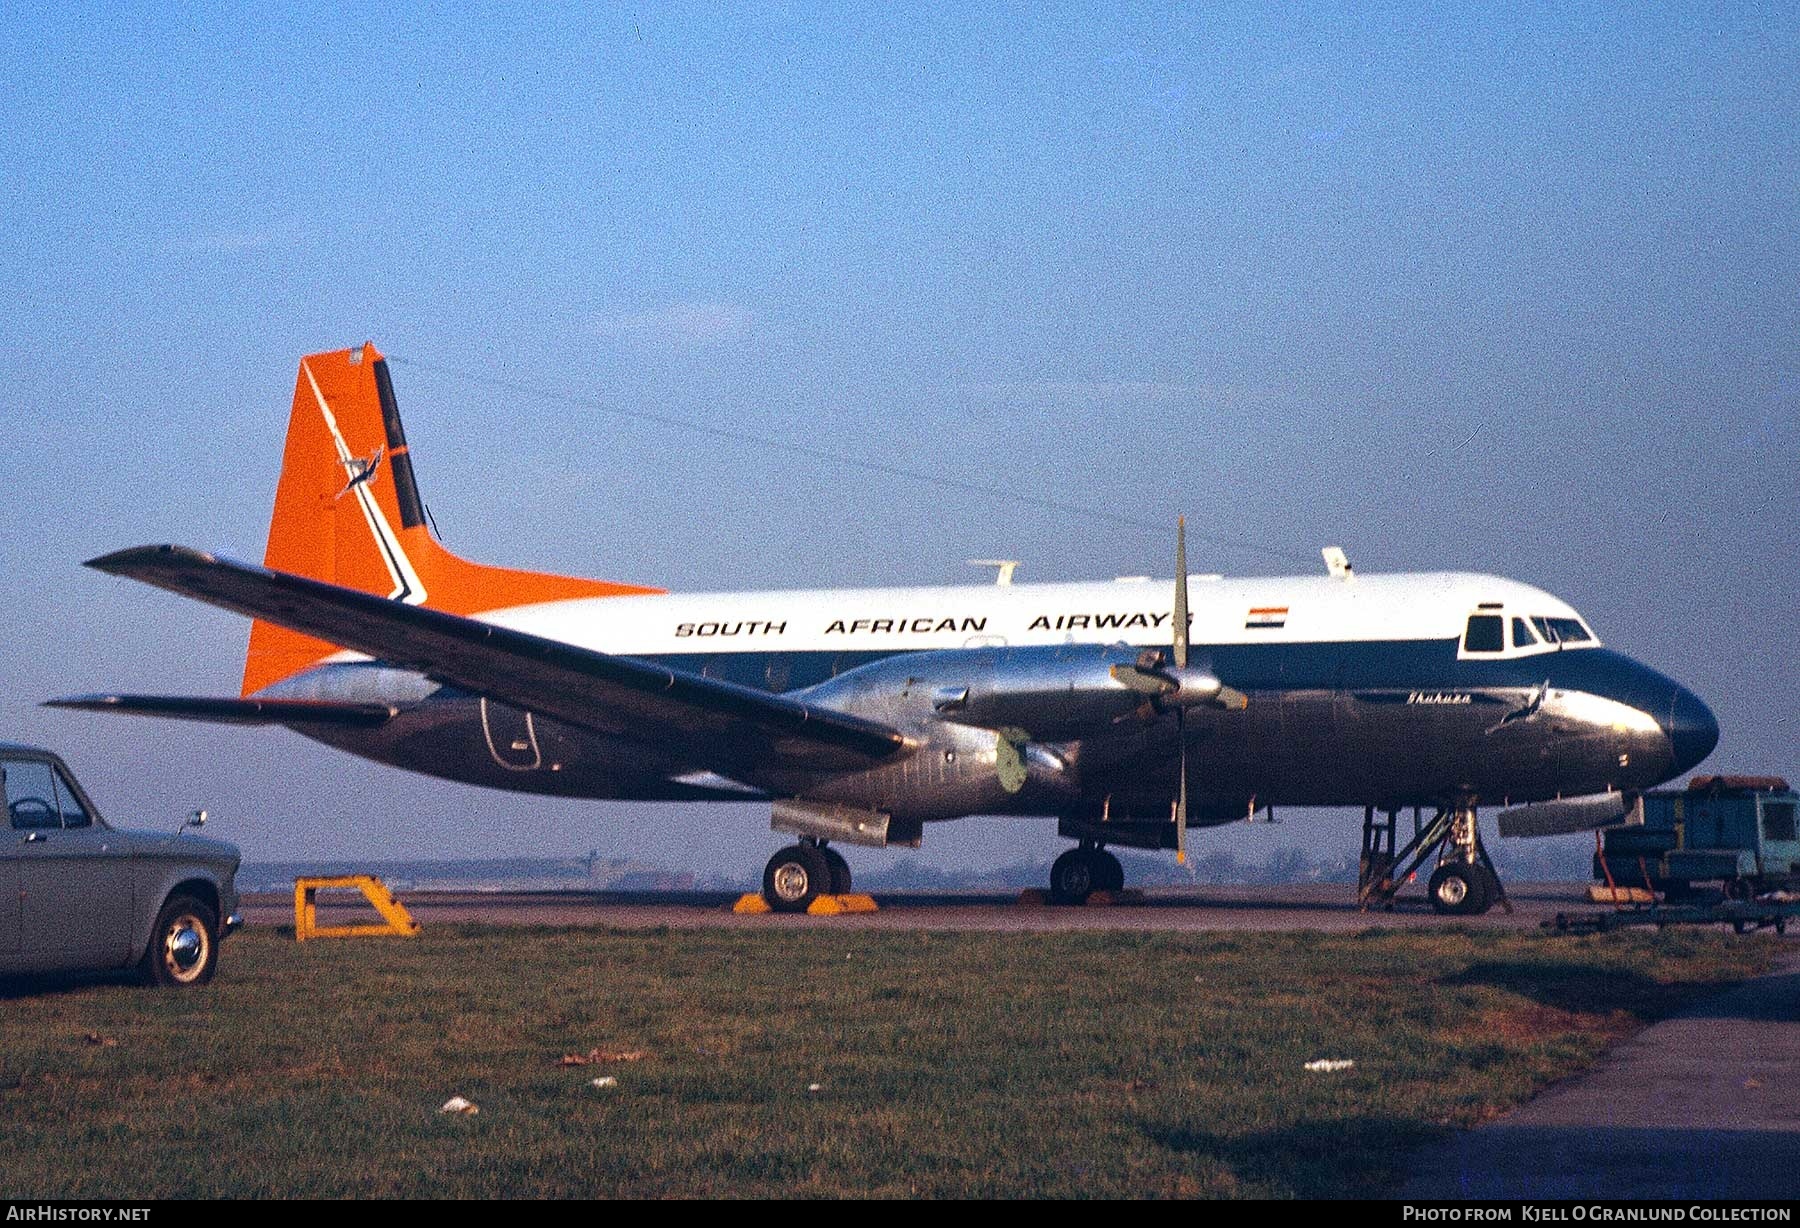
[285,636,1693,825]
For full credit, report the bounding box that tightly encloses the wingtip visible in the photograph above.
[42,695,121,712]
[83,544,214,574]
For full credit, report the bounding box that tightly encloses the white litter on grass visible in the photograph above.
[592,1076,618,1089]
[439,1096,479,1114]
[807,1083,823,1093]
[1304,1059,1355,1073]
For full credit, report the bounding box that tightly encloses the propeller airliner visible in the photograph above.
[53,343,1719,912]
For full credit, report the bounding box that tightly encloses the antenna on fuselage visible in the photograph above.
[968,559,1020,586]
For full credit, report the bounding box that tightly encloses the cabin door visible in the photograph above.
[480,698,543,770]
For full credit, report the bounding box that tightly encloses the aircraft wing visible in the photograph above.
[81,545,908,777]
[45,694,397,727]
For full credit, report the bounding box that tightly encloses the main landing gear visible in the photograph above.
[761,838,853,913]
[1049,843,1125,905]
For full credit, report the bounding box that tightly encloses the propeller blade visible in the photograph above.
[1176,709,1188,865]
[1174,516,1189,864]
[1173,516,1189,671]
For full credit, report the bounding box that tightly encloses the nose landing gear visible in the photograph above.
[1359,803,1510,916]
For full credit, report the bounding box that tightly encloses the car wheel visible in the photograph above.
[140,894,219,987]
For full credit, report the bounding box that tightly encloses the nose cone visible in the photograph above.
[1665,686,1719,776]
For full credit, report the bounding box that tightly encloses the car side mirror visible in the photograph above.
[186,809,208,829]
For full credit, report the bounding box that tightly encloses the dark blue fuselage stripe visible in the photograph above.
[621,640,1680,720]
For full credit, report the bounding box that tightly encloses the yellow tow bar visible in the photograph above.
[293,875,421,942]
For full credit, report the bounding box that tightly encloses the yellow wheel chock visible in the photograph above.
[293,875,421,942]
[731,893,879,916]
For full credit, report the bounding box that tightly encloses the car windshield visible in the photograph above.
[54,768,90,827]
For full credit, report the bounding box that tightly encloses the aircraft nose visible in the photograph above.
[1665,685,1719,776]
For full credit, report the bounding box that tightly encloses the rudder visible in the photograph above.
[244,342,660,695]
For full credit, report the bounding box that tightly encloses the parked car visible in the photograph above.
[1,741,241,986]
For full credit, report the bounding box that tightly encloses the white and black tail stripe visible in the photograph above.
[302,360,427,606]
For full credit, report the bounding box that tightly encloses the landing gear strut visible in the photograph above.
[1049,843,1124,904]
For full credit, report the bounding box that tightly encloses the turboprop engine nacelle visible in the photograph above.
[938,643,1245,739]
[788,647,1123,822]
[795,644,1143,737]
[803,641,1232,744]
[784,643,1247,825]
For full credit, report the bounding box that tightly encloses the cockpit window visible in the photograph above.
[1463,615,1504,653]
[1512,617,1539,648]
[1531,616,1593,645]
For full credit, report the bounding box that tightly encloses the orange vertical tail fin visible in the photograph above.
[244,342,661,695]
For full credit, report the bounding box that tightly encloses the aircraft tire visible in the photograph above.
[1095,850,1125,894]
[1050,848,1099,905]
[1427,864,1489,916]
[1478,864,1503,912]
[822,847,853,895]
[763,844,830,913]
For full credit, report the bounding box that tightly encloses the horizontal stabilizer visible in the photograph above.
[1497,792,1642,839]
[83,545,907,776]
[45,694,397,728]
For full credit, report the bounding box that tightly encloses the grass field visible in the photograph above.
[0,925,1778,1199]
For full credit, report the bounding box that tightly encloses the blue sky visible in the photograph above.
[1,4,1794,878]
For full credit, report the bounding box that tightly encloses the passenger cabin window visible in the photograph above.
[1764,801,1797,843]
[1512,617,1539,648]
[1463,615,1505,653]
[3,759,63,830]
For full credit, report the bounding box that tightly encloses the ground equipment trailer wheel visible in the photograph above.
[1427,863,1491,916]
[140,894,219,987]
[762,844,831,913]
[1050,847,1101,904]
[821,847,853,895]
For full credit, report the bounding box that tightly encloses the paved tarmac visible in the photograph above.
[1400,949,1800,1200]
[244,881,1598,932]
